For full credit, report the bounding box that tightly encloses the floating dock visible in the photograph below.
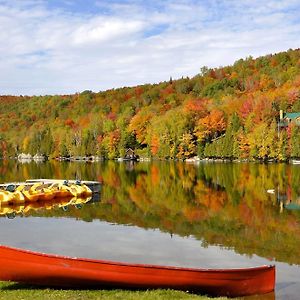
[0,179,101,194]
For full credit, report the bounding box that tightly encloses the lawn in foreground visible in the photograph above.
[0,281,229,300]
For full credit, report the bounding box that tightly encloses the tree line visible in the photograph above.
[0,48,300,161]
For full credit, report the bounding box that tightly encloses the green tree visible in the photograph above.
[291,126,300,158]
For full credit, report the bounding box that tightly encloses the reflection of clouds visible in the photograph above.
[0,0,299,94]
[0,216,270,268]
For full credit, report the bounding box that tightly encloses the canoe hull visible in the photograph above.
[0,245,275,297]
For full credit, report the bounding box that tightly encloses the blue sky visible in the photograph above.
[1,0,300,95]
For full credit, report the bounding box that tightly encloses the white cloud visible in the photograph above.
[71,18,144,45]
[0,0,299,95]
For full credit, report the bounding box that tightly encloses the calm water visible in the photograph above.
[0,160,300,299]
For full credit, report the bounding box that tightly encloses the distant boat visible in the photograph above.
[0,245,275,297]
[291,160,300,164]
[267,189,275,194]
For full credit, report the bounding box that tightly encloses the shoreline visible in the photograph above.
[2,155,300,164]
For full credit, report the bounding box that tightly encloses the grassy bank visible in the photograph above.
[0,281,229,300]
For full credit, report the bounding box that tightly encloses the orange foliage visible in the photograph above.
[221,97,242,116]
[183,98,208,116]
[207,110,226,130]
[237,132,250,158]
[195,110,226,141]
[0,124,8,132]
[270,57,278,67]
[151,135,159,155]
[259,74,274,90]
[78,115,90,128]
[239,202,253,226]
[128,109,154,144]
[105,172,120,188]
[128,177,152,211]
[196,188,227,213]
[109,129,121,148]
[150,165,160,185]
[182,207,206,222]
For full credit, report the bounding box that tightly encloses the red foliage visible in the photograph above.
[1,140,7,151]
[64,118,76,128]
[97,135,103,143]
[107,112,116,121]
[97,175,103,184]
[124,93,132,101]
[243,76,260,91]
[135,87,143,97]
[239,97,254,119]
[160,104,172,112]
[209,69,217,79]
[0,124,9,132]
[287,88,299,105]
[287,124,293,139]
[270,58,278,67]
[0,140,8,158]
[161,85,174,97]
[252,97,272,124]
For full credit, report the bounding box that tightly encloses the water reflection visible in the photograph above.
[0,196,93,218]
[0,160,300,265]
[0,160,300,299]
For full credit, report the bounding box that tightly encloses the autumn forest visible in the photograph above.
[1,48,300,161]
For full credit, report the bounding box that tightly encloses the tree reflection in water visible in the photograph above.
[0,160,300,265]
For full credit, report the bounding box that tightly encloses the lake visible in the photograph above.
[0,160,299,299]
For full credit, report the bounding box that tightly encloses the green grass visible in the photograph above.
[0,281,229,299]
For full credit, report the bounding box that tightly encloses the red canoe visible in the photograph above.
[0,245,275,297]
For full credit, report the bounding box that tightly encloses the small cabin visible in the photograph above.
[124,148,138,160]
[279,110,300,127]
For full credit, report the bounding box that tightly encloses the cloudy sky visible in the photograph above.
[1,0,300,95]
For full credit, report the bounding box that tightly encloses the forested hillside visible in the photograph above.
[1,48,300,160]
